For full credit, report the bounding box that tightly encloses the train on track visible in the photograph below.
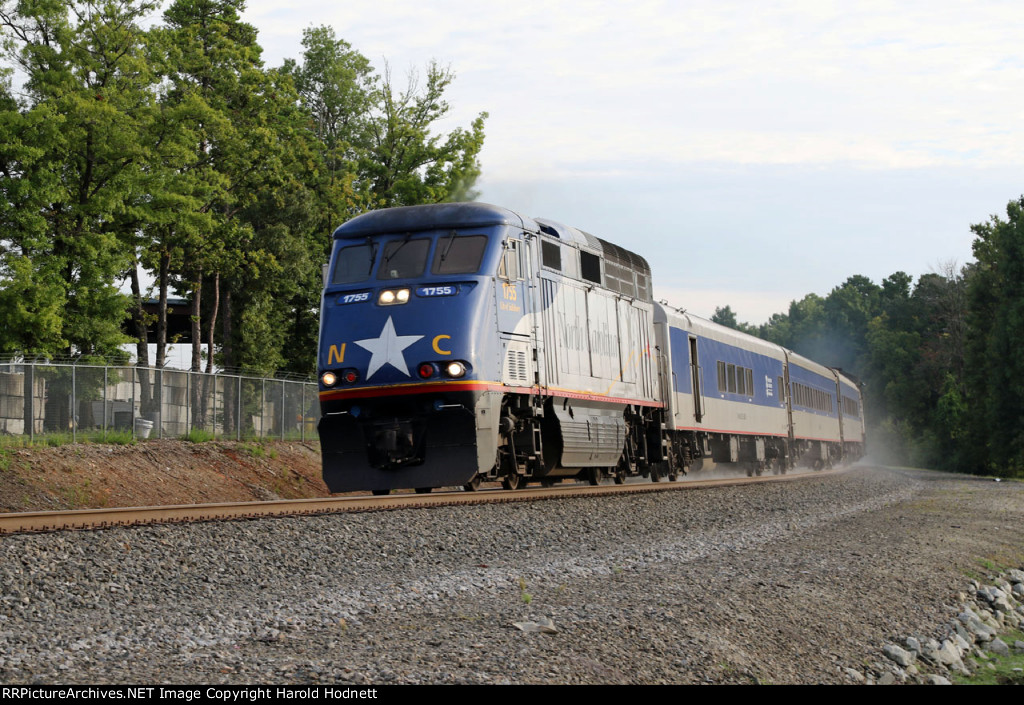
[317,203,864,493]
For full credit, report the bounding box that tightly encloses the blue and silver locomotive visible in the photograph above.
[317,202,865,493]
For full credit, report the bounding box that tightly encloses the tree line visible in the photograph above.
[712,196,1024,477]
[0,0,486,378]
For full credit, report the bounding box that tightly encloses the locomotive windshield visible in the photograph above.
[331,242,376,284]
[432,234,487,274]
[379,237,430,279]
[329,230,491,284]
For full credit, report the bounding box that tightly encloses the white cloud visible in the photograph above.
[245,0,1024,179]
[237,0,1023,303]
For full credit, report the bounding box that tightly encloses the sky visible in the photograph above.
[240,0,1023,324]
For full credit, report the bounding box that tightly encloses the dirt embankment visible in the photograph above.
[0,439,329,513]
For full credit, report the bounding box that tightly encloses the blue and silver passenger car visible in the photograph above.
[654,307,865,474]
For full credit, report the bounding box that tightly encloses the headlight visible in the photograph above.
[321,371,337,387]
[378,288,410,305]
[444,361,467,379]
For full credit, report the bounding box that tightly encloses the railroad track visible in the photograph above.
[0,467,843,536]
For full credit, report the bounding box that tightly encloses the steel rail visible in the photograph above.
[0,467,843,536]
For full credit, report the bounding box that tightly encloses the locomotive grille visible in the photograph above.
[506,349,529,383]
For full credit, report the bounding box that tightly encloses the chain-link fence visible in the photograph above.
[0,361,320,442]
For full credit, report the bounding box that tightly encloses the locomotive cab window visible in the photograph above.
[332,242,377,284]
[432,233,487,275]
[379,237,430,280]
[498,240,521,281]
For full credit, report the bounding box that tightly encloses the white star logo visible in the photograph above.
[353,317,424,380]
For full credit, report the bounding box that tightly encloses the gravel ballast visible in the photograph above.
[1,465,1022,684]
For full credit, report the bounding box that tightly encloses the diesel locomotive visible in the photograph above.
[317,203,864,493]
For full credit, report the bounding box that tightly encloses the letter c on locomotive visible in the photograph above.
[432,334,452,355]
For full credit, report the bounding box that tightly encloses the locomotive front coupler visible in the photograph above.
[367,416,422,468]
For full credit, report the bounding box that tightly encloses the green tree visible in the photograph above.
[711,305,758,335]
[934,372,967,470]
[361,61,487,207]
[277,30,491,374]
[863,312,923,464]
[0,0,161,359]
[158,0,317,380]
[821,274,881,372]
[281,25,372,248]
[711,305,739,329]
[965,197,1024,476]
[0,64,65,356]
[158,0,255,373]
[755,311,792,347]
[783,293,827,358]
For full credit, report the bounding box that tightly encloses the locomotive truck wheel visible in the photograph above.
[540,477,557,488]
[463,475,482,492]
[587,468,602,486]
[414,487,432,494]
[613,469,625,484]
[371,489,390,496]
[502,473,523,491]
